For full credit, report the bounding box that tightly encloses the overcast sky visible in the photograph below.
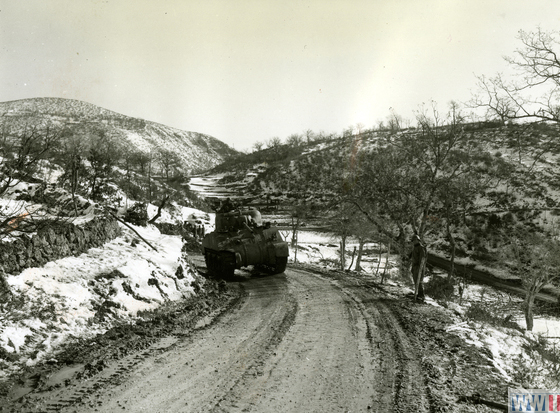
[1,1,560,150]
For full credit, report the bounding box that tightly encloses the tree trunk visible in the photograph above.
[148,195,169,224]
[450,242,456,278]
[354,238,364,272]
[397,227,407,278]
[147,158,152,202]
[374,240,382,276]
[294,232,298,264]
[71,163,79,216]
[347,246,356,271]
[447,221,456,278]
[524,290,536,331]
[381,239,392,284]
[291,216,299,247]
[90,171,98,200]
[0,267,12,302]
[291,216,299,263]
[340,235,347,271]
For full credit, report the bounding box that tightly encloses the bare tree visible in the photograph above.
[156,148,181,184]
[328,204,358,271]
[147,150,154,203]
[387,108,403,132]
[473,28,560,123]
[343,101,502,278]
[120,147,148,204]
[347,212,375,272]
[267,136,282,149]
[86,130,122,201]
[355,123,366,135]
[342,126,354,138]
[0,121,79,239]
[504,232,560,331]
[57,130,90,215]
[252,141,264,152]
[288,203,308,263]
[303,129,315,144]
[129,150,151,174]
[0,120,59,195]
[286,133,303,147]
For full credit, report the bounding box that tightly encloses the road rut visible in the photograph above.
[12,266,436,413]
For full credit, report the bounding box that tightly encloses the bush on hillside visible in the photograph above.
[424,275,455,300]
[124,202,148,226]
[465,302,522,331]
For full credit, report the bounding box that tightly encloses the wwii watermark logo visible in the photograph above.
[509,389,560,412]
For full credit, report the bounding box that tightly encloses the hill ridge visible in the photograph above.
[0,97,238,173]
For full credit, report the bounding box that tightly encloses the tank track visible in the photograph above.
[204,249,236,279]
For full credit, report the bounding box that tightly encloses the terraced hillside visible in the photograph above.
[190,122,560,277]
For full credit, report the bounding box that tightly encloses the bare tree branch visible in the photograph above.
[472,28,560,123]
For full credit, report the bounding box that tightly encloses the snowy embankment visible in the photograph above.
[0,216,206,381]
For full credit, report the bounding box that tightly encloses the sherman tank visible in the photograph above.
[202,206,289,278]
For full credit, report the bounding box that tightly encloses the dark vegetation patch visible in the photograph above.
[465,302,523,331]
[424,275,456,301]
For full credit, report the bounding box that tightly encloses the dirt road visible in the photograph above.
[4,264,507,412]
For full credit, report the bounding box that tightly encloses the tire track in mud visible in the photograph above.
[40,338,179,412]
[60,274,297,413]
[10,266,435,413]
[5,284,245,413]
[325,277,433,413]
[212,268,379,413]
[208,297,298,413]
[372,302,432,412]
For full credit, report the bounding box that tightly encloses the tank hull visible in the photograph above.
[201,208,289,277]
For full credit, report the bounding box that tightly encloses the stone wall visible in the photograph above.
[0,216,122,275]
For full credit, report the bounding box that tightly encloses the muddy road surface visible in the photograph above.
[4,263,507,412]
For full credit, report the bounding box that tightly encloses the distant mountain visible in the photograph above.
[0,97,238,173]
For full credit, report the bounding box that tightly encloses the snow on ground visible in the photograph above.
[0,221,202,380]
[443,311,527,381]
[0,198,34,218]
[285,230,400,278]
[438,277,560,387]
[516,317,560,337]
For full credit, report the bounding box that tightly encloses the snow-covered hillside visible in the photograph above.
[0,201,213,381]
[0,97,238,173]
